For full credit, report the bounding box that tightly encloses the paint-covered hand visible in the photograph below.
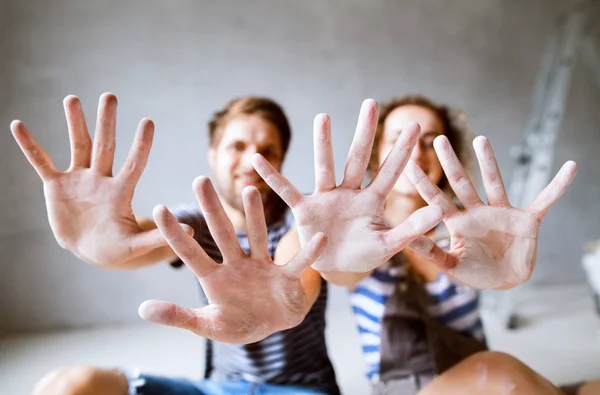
[405,135,578,290]
[251,99,443,273]
[139,177,328,344]
[10,93,180,268]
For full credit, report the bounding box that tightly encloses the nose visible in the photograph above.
[240,146,258,172]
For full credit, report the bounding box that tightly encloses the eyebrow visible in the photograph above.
[421,130,442,137]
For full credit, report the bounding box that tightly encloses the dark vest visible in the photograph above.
[374,255,487,394]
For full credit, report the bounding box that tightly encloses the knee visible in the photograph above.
[32,366,125,395]
[463,351,525,373]
[421,351,560,395]
[458,351,555,393]
[461,351,527,383]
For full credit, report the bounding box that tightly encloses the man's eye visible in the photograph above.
[231,142,245,151]
[261,149,275,158]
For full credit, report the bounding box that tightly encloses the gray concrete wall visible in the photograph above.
[1,0,598,332]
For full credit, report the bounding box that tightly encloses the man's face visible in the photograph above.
[208,114,285,213]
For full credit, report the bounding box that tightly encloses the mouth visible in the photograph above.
[236,177,265,188]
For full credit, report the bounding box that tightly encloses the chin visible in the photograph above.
[392,186,420,198]
[392,175,420,197]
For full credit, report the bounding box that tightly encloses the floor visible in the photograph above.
[1,283,599,395]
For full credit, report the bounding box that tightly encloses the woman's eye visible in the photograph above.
[422,139,435,149]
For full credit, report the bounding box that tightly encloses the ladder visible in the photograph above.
[494,0,600,329]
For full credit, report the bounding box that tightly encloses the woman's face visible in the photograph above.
[378,105,445,197]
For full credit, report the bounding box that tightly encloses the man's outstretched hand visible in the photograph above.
[139,177,328,344]
[11,93,188,268]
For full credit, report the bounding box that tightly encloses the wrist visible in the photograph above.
[318,269,370,288]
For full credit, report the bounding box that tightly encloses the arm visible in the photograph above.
[114,217,179,269]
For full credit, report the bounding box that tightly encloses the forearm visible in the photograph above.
[107,245,176,270]
[318,269,372,289]
[299,268,323,315]
[101,217,176,270]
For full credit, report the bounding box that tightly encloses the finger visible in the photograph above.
[138,300,219,338]
[383,205,444,255]
[527,161,578,219]
[434,135,483,208]
[404,160,458,216]
[367,122,421,198]
[140,302,266,343]
[117,118,154,186]
[313,113,336,191]
[153,205,217,278]
[473,136,509,207]
[252,154,303,208]
[243,186,270,260]
[408,236,458,271]
[91,93,118,175]
[63,95,92,169]
[193,177,244,260]
[284,232,328,278]
[10,120,59,181]
[341,99,379,189]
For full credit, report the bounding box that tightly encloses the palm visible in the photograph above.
[252,101,443,273]
[405,135,577,290]
[43,172,141,264]
[444,206,539,289]
[293,189,393,272]
[11,93,164,267]
[139,177,327,344]
[193,255,307,343]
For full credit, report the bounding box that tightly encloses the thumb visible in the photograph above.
[284,232,328,278]
[408,236,457,271]
[138,300,216,337]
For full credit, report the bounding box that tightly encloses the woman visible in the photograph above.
[247,95,584,394]
[354,95,595,395]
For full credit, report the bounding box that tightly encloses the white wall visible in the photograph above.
[1,0,599,332]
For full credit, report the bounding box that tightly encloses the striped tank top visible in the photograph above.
[350,235,485,383]
[172,205,340,395]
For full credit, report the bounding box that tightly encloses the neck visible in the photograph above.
[220,198,247,232]
[220,196,283,233]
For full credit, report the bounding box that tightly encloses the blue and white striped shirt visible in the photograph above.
[350,238,485,382]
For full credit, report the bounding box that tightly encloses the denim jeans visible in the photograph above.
[125,373,328,395]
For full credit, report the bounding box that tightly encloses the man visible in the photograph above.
[14,93,340,394]
[19,94,439,395]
